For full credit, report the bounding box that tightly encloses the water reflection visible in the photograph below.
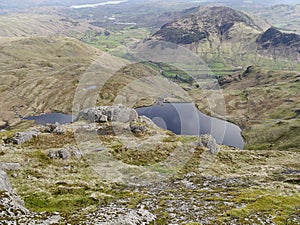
[136,103,244,149]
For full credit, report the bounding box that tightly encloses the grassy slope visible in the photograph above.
[189,66,300,151]
[0,13,103,37]
[255,4,300,34]
[69,26,150,54]
[0,36,101,125]
[0,6,298,224]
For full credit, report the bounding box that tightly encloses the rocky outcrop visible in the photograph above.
[257,27,300,51]
[153,6,261,45]
[129,116,157,134]
[0,120,9,131]
[154,24,208,45]
[48,146,82,160]
[42,123,66,135]
[48,148,71,160]
[7,129,40,145]
[83,204,156,225]
[256,27,300,60]
[77,105,138,123]
[199,134,219,154]
[0,162,21,171]
[0,165,28,219]
[0,170,12,192]
[152,6,299,65]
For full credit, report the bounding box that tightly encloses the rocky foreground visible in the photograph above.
[0,105,299,224]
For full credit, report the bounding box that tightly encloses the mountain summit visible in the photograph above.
[152,6,300,66]
[153,6,262,45]
[256,27,300,61]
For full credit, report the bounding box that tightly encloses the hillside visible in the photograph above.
[0,13,103,37]
[152,7,263,67]
[256,27,300,61]
[219,66,300,151]
[0,106,299,224]
[0,3,299,224]
[0,36,101,126]
[255,4,300,34]
[152,6,300,70]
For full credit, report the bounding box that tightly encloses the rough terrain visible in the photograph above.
[0,106,299,224]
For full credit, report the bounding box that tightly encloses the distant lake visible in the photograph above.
[24,113,75,125]
[70,0,128,9]
[136,103,244,149]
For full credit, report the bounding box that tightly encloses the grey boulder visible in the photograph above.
[8,129,39,145]
[77,105,138,123]
[0,170,12,192]
[200,134,219,155]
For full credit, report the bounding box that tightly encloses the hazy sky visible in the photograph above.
[1,0,300,10]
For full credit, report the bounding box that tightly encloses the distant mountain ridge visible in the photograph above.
[152,6,300,67]
[257,27,300,60]
[0,13,103,37]
[153,6,262,45]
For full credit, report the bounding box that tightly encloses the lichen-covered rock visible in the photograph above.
[0,170,12,192]
[53,126,66,135]
[130,122,148,133]
[138,116,157,128]
[72,149,83,159]
[0,191,29,220]
[0,163,21,171]
[48,146,81,160]
[0,120,8,130]
[85,204,156,225]
[77,105,138,123]
[199,134,219,155]
[48,150,57,159]
[129,116,159,133]
[58,149,70,160]
[48,149,70,160]
[41,123,66,135]
[8,129,39,145]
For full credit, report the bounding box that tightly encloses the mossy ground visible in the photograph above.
[1,119,299,223]
[189,67,300,152]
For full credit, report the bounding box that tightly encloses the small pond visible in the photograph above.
[136,103,244,149]
[23,103,244,148]
[24,113,75,125]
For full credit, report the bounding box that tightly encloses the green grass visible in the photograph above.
[70,26,150,55]
[244,119,300,151]
[142,61,194,84]
[111,142,178,166]
[24,191,98,213]
[225,189,300,224]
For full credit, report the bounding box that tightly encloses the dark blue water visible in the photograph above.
[136,103,244,149]
[24,113,75,125]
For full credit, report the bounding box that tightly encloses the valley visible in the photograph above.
[0,0,299,224]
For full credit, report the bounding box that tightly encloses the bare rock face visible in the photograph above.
[77,105,138,123]
[0,191,29,219]
[0,163,21,192]
[256,27,300,61]
[153,6,261,45]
